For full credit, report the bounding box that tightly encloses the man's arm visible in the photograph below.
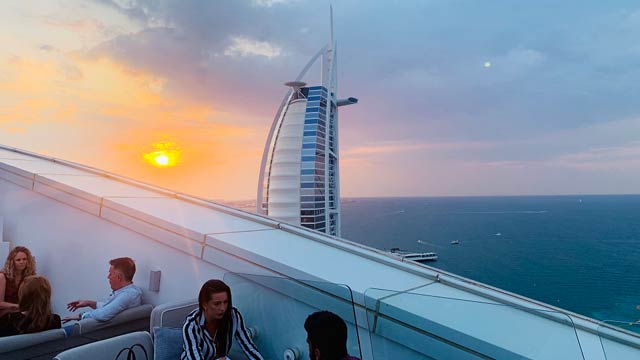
[81,288,140,322]
[67,300,97,311]
[62,300,98,323]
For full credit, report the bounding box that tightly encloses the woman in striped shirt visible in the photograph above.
[181,279,264,360]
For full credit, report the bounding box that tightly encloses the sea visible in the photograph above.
[340,195,640,331]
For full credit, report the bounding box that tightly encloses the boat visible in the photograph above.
[388,247,438,262]
[451,240,460,244]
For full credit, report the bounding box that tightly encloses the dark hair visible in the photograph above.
[109,257,136,281]
[304,311,349,360]
[18,275,53,333]
[198,279,233,356]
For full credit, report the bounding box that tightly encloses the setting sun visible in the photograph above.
[153,153,169,166]
[143,142,181,168]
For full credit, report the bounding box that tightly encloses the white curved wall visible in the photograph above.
[266,99,307,225]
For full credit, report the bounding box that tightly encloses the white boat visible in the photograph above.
[388,247,438,262]
[451,240,460,245]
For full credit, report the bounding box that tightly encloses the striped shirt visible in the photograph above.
[181,307,263,360]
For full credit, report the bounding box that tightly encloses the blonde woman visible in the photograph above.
[0,246,36,316]
[0,275,60,336]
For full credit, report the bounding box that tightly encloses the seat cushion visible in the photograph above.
[153,327,183,360]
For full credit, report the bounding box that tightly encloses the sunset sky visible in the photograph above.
[2,1,640,200]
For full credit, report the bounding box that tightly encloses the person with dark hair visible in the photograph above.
[304,311,361,360]
[0,275,61,336]
[64,257,142,322]
[0,246,37,316]
[181,279,263,360]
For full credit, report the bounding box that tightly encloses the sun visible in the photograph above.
[143,142,181,168]
[153,153,170,166]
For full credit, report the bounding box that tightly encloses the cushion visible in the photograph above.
[153,327,183,360]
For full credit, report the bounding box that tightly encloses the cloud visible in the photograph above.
[252,0,295,7]
[41,16,124,38]
[60,63,84,81]
[92,0,151,24]
[546,142,640,171]
[224,36,282,59]
[343,140,496,157]
[469,118,640,173]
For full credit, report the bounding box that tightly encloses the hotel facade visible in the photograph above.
[257,40,356,236]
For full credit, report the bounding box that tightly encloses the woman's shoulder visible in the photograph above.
[183,308,201,324]
[231,306,242,317]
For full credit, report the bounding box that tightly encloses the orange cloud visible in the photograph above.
[0,53,268,200]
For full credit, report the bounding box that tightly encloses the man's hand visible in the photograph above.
[62,315,81,323]
[67,300,97,312]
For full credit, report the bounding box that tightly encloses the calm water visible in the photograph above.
[341,195,640,328]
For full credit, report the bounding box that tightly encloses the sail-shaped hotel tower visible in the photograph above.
[257,26,357,237]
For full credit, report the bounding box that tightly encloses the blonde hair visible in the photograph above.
[1,246,36,281]
[18,275,53,333]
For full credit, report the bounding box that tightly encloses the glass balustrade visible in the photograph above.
[224,272,367,360]
[597,321,640,360]
[364,287,585,360]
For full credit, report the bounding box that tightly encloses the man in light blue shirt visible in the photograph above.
[63,257,142,322]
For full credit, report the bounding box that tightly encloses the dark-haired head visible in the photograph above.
[198,279,232,315]
[198,279,233,356]
[304,311,349,360]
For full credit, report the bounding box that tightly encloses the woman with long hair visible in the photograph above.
[181,279,264,360]
[0,246,36,316]
[0,275,61,336]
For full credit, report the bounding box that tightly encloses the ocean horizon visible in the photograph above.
[225,194,640,331]
[340,194,640,332]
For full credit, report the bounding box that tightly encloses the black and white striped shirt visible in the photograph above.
[181,307,264,360]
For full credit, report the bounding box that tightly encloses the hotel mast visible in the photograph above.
[257,12,357,236]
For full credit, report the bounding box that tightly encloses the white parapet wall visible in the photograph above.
[2,145,640,359]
